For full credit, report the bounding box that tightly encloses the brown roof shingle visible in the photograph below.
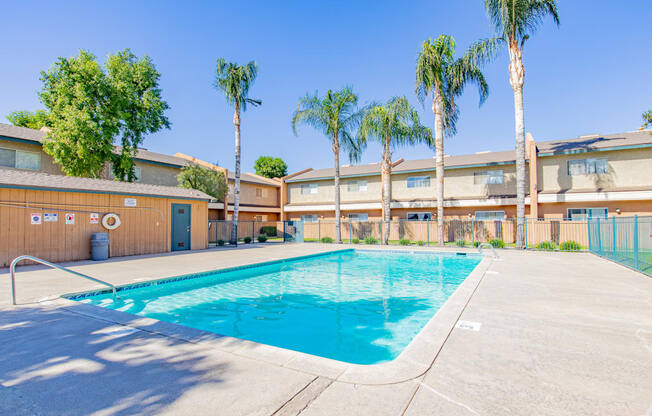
[0,168,212,200]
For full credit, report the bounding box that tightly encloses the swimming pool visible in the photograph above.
[72,249,481,364]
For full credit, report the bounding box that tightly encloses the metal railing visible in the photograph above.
[208,220,303,244]
[588,215,652,276]
[477,242,498,259]
[10,255,117,305]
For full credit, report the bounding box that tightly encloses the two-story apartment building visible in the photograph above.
[0,123,281,221]
[281,130,652,221]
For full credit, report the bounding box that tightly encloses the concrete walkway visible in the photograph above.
[0,245,650,415]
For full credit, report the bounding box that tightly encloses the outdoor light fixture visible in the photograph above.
[616,208,621,214]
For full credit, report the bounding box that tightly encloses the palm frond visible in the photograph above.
[484,0,560,42]
[214,58,261,111]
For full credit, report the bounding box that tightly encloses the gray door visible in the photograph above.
[171,204,191,251]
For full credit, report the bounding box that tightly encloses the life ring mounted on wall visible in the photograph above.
[102,213,121,230]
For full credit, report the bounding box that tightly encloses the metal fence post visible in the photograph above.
[472,220,475,247]
[587,218,592,252]
[349,221,352,244]
[318,220,321,242]
[634,215,639,270]
[283,221,286,243]
[427,219,430,246]
[524,218,528,249]
[612,216,617,259]
[252,221,255,240]
[597,219,602,253]
[380,221,383,245]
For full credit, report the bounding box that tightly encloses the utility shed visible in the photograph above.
[0,168,211,267]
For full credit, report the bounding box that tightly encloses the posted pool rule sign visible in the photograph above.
[31,213,42,225]
[90,213,99,224]
[65,213,75,225]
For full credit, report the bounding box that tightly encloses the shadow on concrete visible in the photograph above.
[0,304,228,415]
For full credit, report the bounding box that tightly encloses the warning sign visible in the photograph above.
[90,213,99,224]
[44,213,58,222]
[31,213,42,225]
[65,213,75,225]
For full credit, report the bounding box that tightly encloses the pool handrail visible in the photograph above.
[9,255,117,305]
[477,242,498,259]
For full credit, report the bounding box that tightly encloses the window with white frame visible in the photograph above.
[474,210,506,221]
[567,158,608,175]
[567,208,608,221]
[348,213,368,222]
[407,176,430,188]
[0,147,41,170]
[300,183,318,194]
[407,212,431,221]
[474,170,504,184]
[301,214,318,222]
[109,165,142,182]
[347,180,368,192]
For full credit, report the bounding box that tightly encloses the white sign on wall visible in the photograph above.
[44,213,58,222]
[124,198,137,207]
[31,213,42,225]
[65,213,75,225]
[89,213,99,224]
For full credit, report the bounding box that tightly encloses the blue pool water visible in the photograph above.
[77,249,481,364]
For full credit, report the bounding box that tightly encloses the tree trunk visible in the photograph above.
[433,92,445,247]
[509,41,526,249]
[333,135,342,243]
[381,139,392,245]
[230,103,241,245]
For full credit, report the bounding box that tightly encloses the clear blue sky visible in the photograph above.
[1,1,650,173]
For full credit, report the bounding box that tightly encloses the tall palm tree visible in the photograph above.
[483,0,560,248]
[292,87,363,243]
[358,96,433,245]
[214,58,262,245]
[416,35,490,247]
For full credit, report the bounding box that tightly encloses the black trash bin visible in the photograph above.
[91,232,109,261]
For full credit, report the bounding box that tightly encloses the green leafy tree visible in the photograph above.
[6,110,51,129]
[38,49,169,179]
[643,110,652,132]
[482,0,560,248]
[416,35,489,247]
[178,164,228,201]
[214,58,262,245]
[292,87,364,243]
[357,97,433,244]
[254,156,288,178]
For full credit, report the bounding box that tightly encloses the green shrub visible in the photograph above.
[399,239,411,246]
[473,241,481,248]
[257,235,268,243]
[217,239,225,246]
[364,236,378,245]
[243,236,252,244]
[489,239,504,248]
[416,240,425,246]
[320,236,334,243]
[351,238,360,244]
[455,240,467,247]
[536,241,556,250]
[560,240,581,251]
[259,226,277,237]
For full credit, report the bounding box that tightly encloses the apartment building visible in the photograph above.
[0,123,280,221]
[281,130,652,221]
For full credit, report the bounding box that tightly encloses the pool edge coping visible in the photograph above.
[49,247,492,385]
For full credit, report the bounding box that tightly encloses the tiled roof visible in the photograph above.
[286,130,652,182]
[0,168,212,200]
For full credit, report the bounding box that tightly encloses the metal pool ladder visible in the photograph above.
[9,255,117,305]
[477,242,499,259]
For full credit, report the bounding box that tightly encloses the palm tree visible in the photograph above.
[214,58,262,245]
[358,96,433,245]
[292,87,363,243]
[416,35,490,247]
[483,0,560,248]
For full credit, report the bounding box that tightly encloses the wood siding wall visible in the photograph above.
[0,188,207,267]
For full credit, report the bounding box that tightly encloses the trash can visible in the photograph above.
[91,232,109,261]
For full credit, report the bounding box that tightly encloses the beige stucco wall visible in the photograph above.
[227,181,279,207]
[0,139,63,175]
[134,161,181,187]
[538,148,652,192]
[441,165,527,199]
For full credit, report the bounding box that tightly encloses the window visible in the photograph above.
[567,158,608,175]
[109,165,142,182]
[474,211,506,221]
[407,212,431,221]
[474,170,503,184]
[255,188,263,198]
[300,183,318,194]
[0,148,41,170]
[348,213,369,222]
[301,214,318,223]
[407,176,430,188]
[347,180,368,192]
[255,215,265,222]
[567,208,608,221]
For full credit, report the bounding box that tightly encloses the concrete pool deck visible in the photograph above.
[0,244,650,415]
